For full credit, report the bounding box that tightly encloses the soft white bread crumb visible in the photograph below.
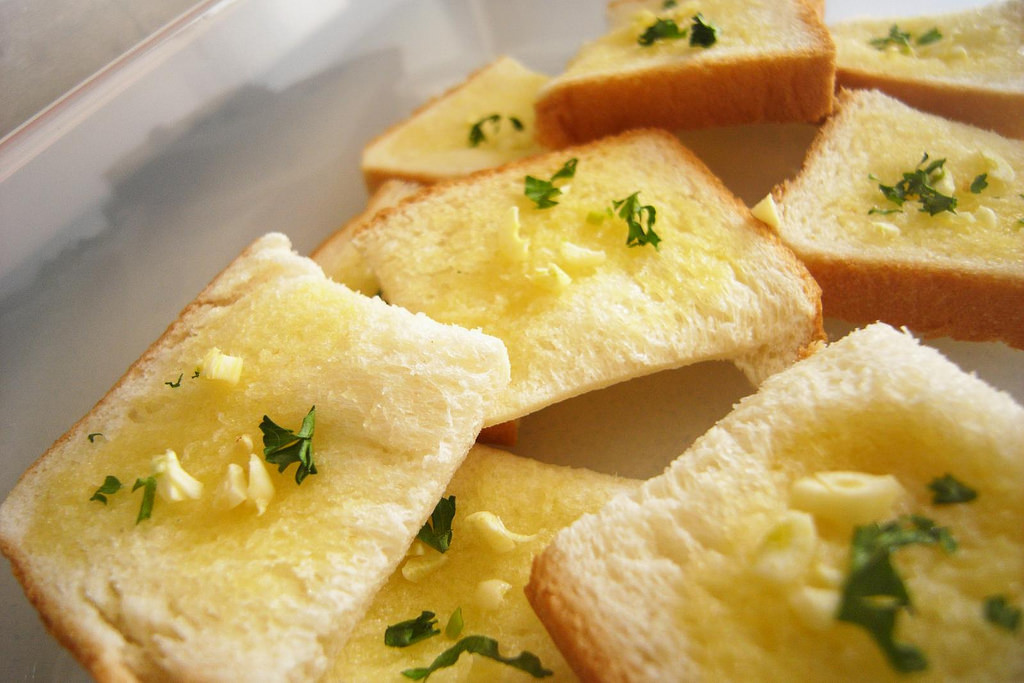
[352,128,824,426]
[361,56,550,192]
[831,0,1024,139]
[0,234,510,682]
[527,322,1024,681]
[534,0,835,147]
[329,445,640,681]
[773,88,1024,348]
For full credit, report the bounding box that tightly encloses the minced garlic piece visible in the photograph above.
[475,579,512,610]
[247,453,275,516]
[216,463,248,510]
[498,206,529,261]
[401,553,449,583]
[791,471,904,526]
[151,449,203,502]
[788,586,841,631]
[560,241,606,269]
[531,262,572,292]
[751,511,818,585]
[465,511,536,553]
[202,347,244,384]
[751,194,781,230]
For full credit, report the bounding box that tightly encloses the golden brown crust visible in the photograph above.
[525,549,629,683]
[534,1,835,147]
[802,255,1024,350]
[835,70,1024,140]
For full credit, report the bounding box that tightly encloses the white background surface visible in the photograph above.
[0,0,1017,679]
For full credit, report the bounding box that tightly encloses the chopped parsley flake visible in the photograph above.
[132,476,158,523]
[89,476,123,504]
[969,173,989,194]
[984,595,1022,632]
[689,14,718,48]
[468,114,524,147]
[260,406,318,485]
[402,635,552,680]
[638,17,686,46]
[869,25,942,51]
[445,607,464,639]
[874,153,958,216]
[417,495,456,553]
[612,192,661,249]
[87,432,104,443]
[165,373,183,388]
[524,158,577,209]
[927,474,977,505]
[385,611,440,647]
[838,515,957,672]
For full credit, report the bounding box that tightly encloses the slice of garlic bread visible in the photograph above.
[331,445,640,682]
[0,234,510,682]
[362,56,550,192]
[353,128,824,426]
[830,0,1024,139]
[527,322,1024,682]
[534,0,835,147]
[773,88,1024,348]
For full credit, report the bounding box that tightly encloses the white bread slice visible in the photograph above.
[330,444,640,681]
[361,56,550,193]
[526,322,1024,682]
[352,128,824,426]
[0,234,510,682]
[772,88,1024,349]
[312,178,423,296]
[311,180,520,447]
[830,0,1024,139]
[533,0,835,147]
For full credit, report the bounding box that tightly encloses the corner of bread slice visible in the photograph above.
[360,55,550,192]
[352,128,823,426]
[533,0,835,147]
[774,88,1024,348]
[329,443,641,680]
[527,321,1024,681]
[830,0,1024,139]
[0,232,510,682]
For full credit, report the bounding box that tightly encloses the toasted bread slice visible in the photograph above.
[831,0,1024,139]
[0,234,510,682]
[352,129,824,426]
[330,445,639,681]
[772,88,1024,348]
[533,0,835,147]
[361,56,550,193]
[527,322,1024,681]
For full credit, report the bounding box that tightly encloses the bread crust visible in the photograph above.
[802,255,1024,349]
[836,69,1024,140]
[534,0,835,147]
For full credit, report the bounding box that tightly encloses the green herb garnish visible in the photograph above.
[689,14,718,48]
[468,114,524,147]
[386,611,440,647]
[869,25,942,51]
[192,369,201,379]
[983,595,1022,632]
[89,476,123,504]
[524,158,577,209]
[970,173,989,194]
[417,495,456,553]
[662,0,678,8]
[838,515,957,672]
[165,373,183,388]
[87,432,104,443]
[612,192,661,248]
[875,153,958,216]
[927,474,977,504]
[402,635,552,680]
[260,405,317,485]
[638,17,686,46]
[445,607,464,639]
[132,476,158,523]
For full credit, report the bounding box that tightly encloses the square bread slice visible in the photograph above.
[361,56,550,193]
[526,322,1024,681]
[352,128,824,426]
[0,234,510,682]
[533,0,835,147]
[830,0,1024,139]
[772,88,1024,349]
[329,444,640,681]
